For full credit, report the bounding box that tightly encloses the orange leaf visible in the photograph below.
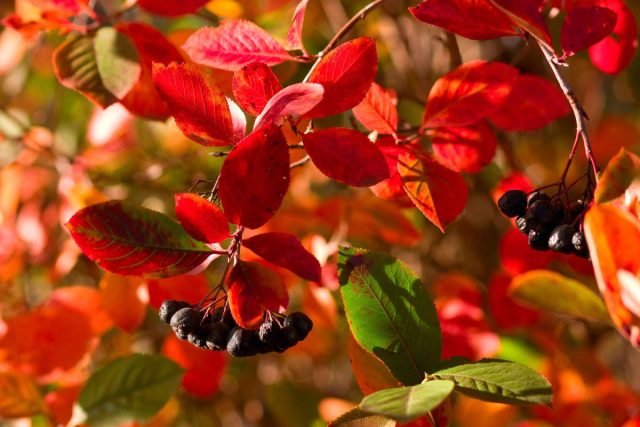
[347,335,400,395]
[227,261,288,329]
[50,285,112,335]
[585,204,640,346]
[100,273,147,333]
[0,371,45,419]
[146,273,211,310]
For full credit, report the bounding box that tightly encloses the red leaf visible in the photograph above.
[430,121,497,173]
[499,229,553,276]
[369,137,415,206]
[422,60,518,129]
[397,151,468,231]
[488,74,570,131]
[227,261,289,329]
[561,6,617,56]
[146,273,211,309]
[183,20,292,71]
[232,63,282,116]
[243,232,322,282]
[50,286,112,335]
[353,82,399,135]
[285,0,309,53]
[302,128,390,187]
[588,0,638,75]
[163,334,228,398]
[409,0,519,40]
[175,193,229,244]
[228,98,247,141]
[218,125,290,229]
[65,200,219,278]
[116,22,184,120]
[137,0,209,16]
[488,273,540,330]
[489,0,553,49]
[152,63,234,146]
[491,172,534,205]
[306,38,378,118]
[254,83,324,129]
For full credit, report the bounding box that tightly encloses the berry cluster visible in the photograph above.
[498,189,589,258]
[159,300,313,357]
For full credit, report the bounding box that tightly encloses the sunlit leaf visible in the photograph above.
[174,193,229,244]
[93,27,141,100]
[232,62,282,116]
[254,83,324,128]
[561,5,617,56]
[430,121,497,173]
[594,148,640,204]
[353,83,398,135]
[285,0,310,53]
[0,371,45,419]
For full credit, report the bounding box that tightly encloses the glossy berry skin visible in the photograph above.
[572,231,589,258]
[206,322,230,351]
[159,300,190,324]
[187,327,209,349]
[498,190,528,218]
[170,308,201,340]
[526,200,556,227]
[275,325,299,353]
[284,312,313,340]
[528,229,550,251]
[227,327,259,357]
[221,309,237,329]
[527,191,550,207]
[516,216,529,234]
[548,225,575,254]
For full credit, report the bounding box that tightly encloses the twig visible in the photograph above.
[290,155,311,169]
[444,32,462,70]
[303,0,386,83]
[537,41,599,181]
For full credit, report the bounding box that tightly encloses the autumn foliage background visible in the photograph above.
[2,0,640,426]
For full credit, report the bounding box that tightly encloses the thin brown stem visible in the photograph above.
[290,155,311,169]
[444,32,462,70]
[537,41,599,181]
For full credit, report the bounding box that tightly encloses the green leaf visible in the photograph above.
[94,27,141,99]
[74,354,183,426]
[338,247,441,385]
[359,380,454,422]
[330,408,395,427]
[594,148,640,204]
[430,359,552,405]
[53,34,117,107]
[510,270,609,322]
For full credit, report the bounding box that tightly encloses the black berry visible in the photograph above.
[187,326,209,349]
[205,322,230,351]
[498,190,528,218]
[226,327,259,357]
[548,225,575,253]
[572,231,589,258]
[528,229,550,251]
[284,312,313,341]
[527,191,550,207]
[170,307,201,340]
[275,325,299,352]
[515,216,530,234]
[526,200,556,227]
[221,308,237,329]
[159,300,190,324]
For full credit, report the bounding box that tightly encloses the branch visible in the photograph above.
[537,41,599,180]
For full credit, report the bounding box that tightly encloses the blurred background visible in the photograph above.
[1,0,640,426]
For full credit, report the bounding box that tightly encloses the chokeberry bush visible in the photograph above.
[1,0,640,426]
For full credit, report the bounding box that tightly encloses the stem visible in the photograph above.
[537,41,599,181]
[303,0,386,83]
[290,155,311,169]
[559,131,581,186]
[444,32,462,70]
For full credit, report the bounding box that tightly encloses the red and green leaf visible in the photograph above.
[306,38,378,118]
[183,20,292,71]
[218,125,290,229]
[422,60,518,129]
[65,200,220,278]
[488,74,570,131]
[175,193,229,244]
[430,121,497,173]
[152,62,235,146]
[595,148,640,204]
[398,152,468,231]
[353,83,399,135]
[232,62,282,116]
[303,128,390,187]
[116,22,184,120]
[243,232,322,282]
[254,83,324,129]
[227,261,289,329]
